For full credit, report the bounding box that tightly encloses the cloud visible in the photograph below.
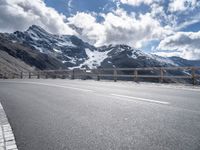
[0,0,75,34]
[118,0,155,6]
[157,31,200,59]
[174,18,200,31]
[67,0,73,12]
[168,0,199,12]
[68,8,171,48]
[150,3,177,27]
[68,12,106,46]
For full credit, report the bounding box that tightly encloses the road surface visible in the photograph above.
[0,79,200,150]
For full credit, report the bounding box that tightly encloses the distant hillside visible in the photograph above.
[169,56,200,67]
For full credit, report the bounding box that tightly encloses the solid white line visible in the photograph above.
[26,82,94,92]
[111,94,170,105]
[0,102,18,150]
[0,81,93,92]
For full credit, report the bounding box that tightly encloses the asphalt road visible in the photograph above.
[0,79,200,150]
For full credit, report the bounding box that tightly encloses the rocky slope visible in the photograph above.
[0,32,66,71]
[0,50,35,78]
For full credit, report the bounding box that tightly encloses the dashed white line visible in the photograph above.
[111,94,170,105]
[0,81,93,92]
[26,82,94,92]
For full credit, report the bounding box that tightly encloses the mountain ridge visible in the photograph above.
[0,25,200,74]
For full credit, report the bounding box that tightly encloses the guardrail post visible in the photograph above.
[62,72,66,79]
[29,72,31,79]
[83,69,86,80]
[37,72,40,79]
[3,73,6,79]
[12,73,15,79]
[114,69,117,82]
[96,69,100,81]
[134,70,138,82]
[55,71,57,79]
[4,73,7,79]
[45,73,48,79]
[20,72,23,79]
[192,68,195,85]
[97,75,100,81]
[160,68,164,83]
[71,69,75,79]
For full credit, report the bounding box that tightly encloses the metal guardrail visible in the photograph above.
[1,66,200,85]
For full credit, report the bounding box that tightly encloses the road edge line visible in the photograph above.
[111,94,170,105]
[0,103,18,150]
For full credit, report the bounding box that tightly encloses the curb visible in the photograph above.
[0,104,18,150]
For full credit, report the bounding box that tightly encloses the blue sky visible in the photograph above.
[44,0,200,59]
[45,0,151,17]
[0,0,200,59]
[44,0,199,31]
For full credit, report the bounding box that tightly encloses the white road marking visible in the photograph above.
[111,94,170,105]
[26,82,94,92]
[0,81,93,92]
[0,102,18,150]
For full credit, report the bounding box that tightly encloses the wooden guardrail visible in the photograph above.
[1,66,200,85]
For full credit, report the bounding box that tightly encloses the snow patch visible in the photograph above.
[80,48,111,69]
[63,56,77,64]
[53,48,62,53]
[27,30,40,41]
[33,45,44,53]
[62,60,67,63]
[131,49,147,59]
[56,40,76,47]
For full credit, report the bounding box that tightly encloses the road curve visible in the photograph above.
[0,79,200,150]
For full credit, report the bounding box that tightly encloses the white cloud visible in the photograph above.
[68,12,106,46]
[153,51,182,57]
[174,18,200,31]
[68,9,171,48]
[168,0,199,12]
[119,0,154,6]
[157,31,200,59]
[67,0,73,12]
[0,0,75,34]
[150,3,177,28]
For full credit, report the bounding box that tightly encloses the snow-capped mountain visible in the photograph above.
[9,25,96,68]
[98,44,176,69]
[0,32,66,71]
[1,25,199,71]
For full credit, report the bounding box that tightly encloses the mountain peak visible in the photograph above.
[27,25,49,34]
